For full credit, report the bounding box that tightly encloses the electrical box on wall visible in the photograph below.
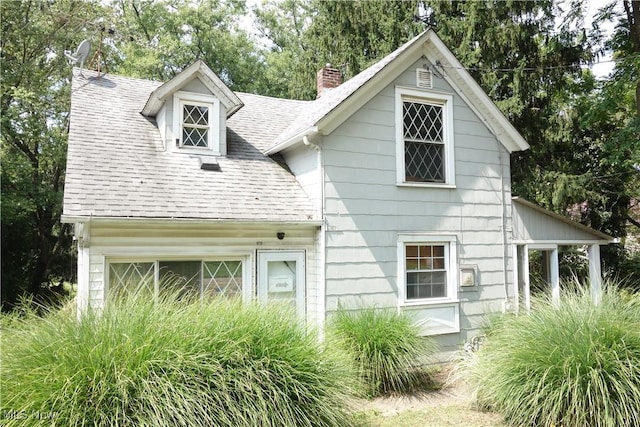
[460,264,478,290]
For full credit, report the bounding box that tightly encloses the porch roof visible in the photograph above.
[512,197,614,245]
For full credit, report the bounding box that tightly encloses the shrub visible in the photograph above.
[329,307,437,397]
[1,292,357,427]
[464,284,640,427]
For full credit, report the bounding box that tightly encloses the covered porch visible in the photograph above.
[511,197,614,310]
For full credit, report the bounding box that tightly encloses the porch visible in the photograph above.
[511,197,615,310]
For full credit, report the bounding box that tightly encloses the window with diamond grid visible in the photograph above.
[182,103,209,147]
[405,244,447,299]
[108,260,243,299]
[402,100,444,182]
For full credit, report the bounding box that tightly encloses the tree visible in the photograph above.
[1,0,110,308]
[425,0,640,275]
[111,0,267,93]
[254,0,422,100]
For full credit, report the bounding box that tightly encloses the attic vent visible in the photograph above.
[199,156,221,171]
[416,68,433,89]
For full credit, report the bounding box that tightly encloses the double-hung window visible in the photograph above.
[181,103,210,148]
[173,91,220,154]
[396,88,454,186]
[398,234,457,305]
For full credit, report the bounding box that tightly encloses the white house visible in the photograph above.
[62,30,611,354]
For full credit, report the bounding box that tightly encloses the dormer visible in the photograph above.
[141,60,243,156]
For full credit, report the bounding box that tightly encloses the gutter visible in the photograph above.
[60,215,323,228]
[264,127,319,156]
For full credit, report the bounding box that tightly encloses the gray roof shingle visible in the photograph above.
[63,70,316,222]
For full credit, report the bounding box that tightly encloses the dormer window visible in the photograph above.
[173,91,221,154]
[182,103,210,148]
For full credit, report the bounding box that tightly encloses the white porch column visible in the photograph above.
[76,243,90,319]
[550,247,560,306]
[523,245,531,311]
[588,244,602,305]
[512,244,519,313]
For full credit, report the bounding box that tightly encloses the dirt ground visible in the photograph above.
[350,367,506,426]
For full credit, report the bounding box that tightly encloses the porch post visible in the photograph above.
[512,244,519,313]
[523,245,531,311]
[550,247,560,306]
[588,244,602,305]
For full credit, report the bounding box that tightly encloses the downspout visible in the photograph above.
[303,134,326,336]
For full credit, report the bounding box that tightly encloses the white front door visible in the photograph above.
[257,250,305,316]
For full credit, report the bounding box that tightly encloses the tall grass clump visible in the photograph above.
[1,291,357,427]
[329,307,437,397]
[465,284,640,427]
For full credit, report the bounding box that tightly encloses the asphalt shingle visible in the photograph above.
[63,70,316,221]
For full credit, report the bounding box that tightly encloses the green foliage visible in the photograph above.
[1,293,358,427]
[254,0,422,99]
[113,0,269,93]
[463,284,640,427]
[329,307,437,397]
[0,0,108,308]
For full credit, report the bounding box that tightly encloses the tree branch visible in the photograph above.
[627,215,640,229]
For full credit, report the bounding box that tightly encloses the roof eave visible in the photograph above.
[141,60,244,118]
[268,30,529,155]
[264,126,319,155]
[424,33,529,153]
[61,214,323,228]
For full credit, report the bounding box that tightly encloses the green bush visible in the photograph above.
[329,307,437,397]
[1,293,357,427]
[465,284,640,427]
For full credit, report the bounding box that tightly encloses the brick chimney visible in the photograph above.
[316,64,341,98]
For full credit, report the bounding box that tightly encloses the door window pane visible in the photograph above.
[266,260,297,305]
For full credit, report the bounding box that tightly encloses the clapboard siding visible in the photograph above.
[282,144,321,210]
[322,58,513,344]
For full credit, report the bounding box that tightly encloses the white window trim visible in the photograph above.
[172,91,221,155]
[395,87,455,188]
[105,256,251,302]
[397,234,458,306]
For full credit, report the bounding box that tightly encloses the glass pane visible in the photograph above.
[183,127,208,147]
[406,245,418,258]
[403,102,442,141]
[203,260,242,299]
[406,258,419,270]
[183,104,208,126]
[405,140,444,182]
[159,261,201,297]
[109,262,154,297]
[406,262,447,300]
[433,257,445,270]
[267,260,297,306]
[433,245,445,257]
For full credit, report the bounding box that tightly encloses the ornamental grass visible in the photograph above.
[463,283,640,427]
[1,291,357,427]
[329,307,438,397]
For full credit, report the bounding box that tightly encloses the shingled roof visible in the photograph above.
[62,70,316,222]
